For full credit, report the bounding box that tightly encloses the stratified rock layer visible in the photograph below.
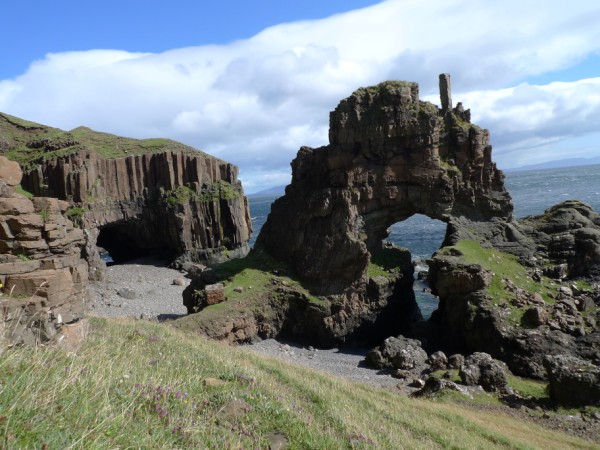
[0,156,88,345]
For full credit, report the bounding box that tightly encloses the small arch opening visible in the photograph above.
[386,214,446,319]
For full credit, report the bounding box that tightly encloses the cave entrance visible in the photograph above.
[96,220,168,265]
[385,214,446,319]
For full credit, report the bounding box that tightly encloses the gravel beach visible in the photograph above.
[88,257,402,390]
[87,257,188,321]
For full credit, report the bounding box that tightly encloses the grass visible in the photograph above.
[367,246,411,278]
[0,112,213,171]
[14,185,34,198]
[213,249,329,308]
[1,317,596,449]
[439,240,564,325]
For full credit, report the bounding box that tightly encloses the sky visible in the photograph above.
[1,1,600,193]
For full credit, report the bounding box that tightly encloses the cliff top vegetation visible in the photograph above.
[0,112,212,171]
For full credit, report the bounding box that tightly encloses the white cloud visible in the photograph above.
[1,0,600,191]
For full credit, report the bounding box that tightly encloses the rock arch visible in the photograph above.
[257,75,513,295]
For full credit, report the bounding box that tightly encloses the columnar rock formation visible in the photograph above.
[0,112,251,273]
[0,156,88,345]
[257,78,512,294]
[21,149,251,271]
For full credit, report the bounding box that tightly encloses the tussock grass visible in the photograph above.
[1,318,596,449]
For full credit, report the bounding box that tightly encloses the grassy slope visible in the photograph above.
[1,318,596,449]
[438,240,597,327]
[0,112,211,171]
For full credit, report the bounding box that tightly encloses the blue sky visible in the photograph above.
[1,0,600,192]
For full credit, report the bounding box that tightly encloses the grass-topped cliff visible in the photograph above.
[0,112,212,171]
[1,317,595,449]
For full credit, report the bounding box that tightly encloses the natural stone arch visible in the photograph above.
[257,75,513,295]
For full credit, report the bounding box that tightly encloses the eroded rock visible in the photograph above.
[544,354,600,406]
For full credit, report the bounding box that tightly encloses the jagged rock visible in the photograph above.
[255,76,512,342]
[544,354,600,406]
[365,336,428,370]
[459,352,510,393]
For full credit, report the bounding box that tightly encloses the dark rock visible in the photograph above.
[255,75,512,343]
[366,336,428,370]
[523,306,548,327]
[544,354,600,406]
[417,376,471,397]
[428,351,448,371]
[447,354,465,369]
[459,352,510,393]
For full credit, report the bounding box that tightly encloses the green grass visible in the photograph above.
[64,207,87,218]
[0,112,213,171]
[14,184,34,198]
[215,249,328,307]
[1,317,596,449]
[439,240,562,325]
[367,246,411,278]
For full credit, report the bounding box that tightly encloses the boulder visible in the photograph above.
[459,352,510,393]
[428,351,448,371]
[544,354,600,406]
[366,336,428,370]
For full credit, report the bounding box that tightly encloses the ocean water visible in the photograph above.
[248,164,600,319]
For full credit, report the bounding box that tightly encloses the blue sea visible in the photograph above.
[248,164,600,319]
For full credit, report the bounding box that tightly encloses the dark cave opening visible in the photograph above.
[96,221,167,265]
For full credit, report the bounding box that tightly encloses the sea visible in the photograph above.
[248,164,600,319]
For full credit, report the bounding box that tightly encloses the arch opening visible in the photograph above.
[384,214,447,319]
[96,220,170,265]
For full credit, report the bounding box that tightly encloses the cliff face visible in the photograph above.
[22,150,251,269]
[0,156,88,346]
[0,113,251,272]
[257,76,512,294]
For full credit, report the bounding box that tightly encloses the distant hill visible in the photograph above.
[506,157,600,172]
[248,185,286,197]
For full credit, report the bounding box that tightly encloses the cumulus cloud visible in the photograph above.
[1,0,600,190]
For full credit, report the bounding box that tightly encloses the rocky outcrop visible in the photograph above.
[21,149,251,272]
[0,156,88,346]
[255,75,512,342]
[1,112,251,275]
[427,201,600,377]
[544,354,600,406]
